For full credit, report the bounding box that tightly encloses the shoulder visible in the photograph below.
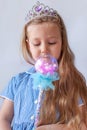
[0,66,36,101]
[13,66,36,84]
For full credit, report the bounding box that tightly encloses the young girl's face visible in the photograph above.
[27,22,62,61]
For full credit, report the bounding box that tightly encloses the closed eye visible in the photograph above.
[32,43,40,46]
[48,42,56,45]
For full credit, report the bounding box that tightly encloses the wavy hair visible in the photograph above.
[21,15,87,129]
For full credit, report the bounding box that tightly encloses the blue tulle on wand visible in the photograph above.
[32,72,59,90]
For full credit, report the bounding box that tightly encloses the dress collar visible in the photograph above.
[25,66,36,74]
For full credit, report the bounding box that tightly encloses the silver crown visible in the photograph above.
[25,1,59,22]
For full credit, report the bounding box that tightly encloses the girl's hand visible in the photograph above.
[35,122,87,130]
[35,124,70,130]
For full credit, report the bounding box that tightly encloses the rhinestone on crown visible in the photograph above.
[25,1,59,22]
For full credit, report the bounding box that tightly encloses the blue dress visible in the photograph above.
[0,67,39,130]
[0,67,83,130]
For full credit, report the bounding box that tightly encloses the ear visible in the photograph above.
[26,39,29,43]
[26,39,30,51]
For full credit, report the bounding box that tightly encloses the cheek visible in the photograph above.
[29,46,40,60]
[53,44,62,59]
[27,44,34,57]
[28,44,35,54]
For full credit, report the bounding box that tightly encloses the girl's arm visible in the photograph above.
[0,99,14,130]
[36,124,71,130]
[79,105,87,130]
[36,105,87,130]
[36,122,87,130]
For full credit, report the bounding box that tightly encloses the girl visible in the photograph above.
[0,1,87,130]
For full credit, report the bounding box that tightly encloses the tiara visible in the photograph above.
[25,1,59,22]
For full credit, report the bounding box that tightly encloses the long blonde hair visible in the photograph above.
[21,15,87,129]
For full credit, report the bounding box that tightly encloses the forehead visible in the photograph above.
[27,22,61,38]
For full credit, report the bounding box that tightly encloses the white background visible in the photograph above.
[0,0,87,92]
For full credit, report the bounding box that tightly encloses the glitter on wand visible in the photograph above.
[32,54,59,129]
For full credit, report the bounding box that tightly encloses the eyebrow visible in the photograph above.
[29,38,39,42]
[47,35,58,38]
[30,36,58,41]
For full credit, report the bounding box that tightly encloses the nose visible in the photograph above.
[41,42,48,54]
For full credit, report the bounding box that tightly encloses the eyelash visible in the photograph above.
[33,42,56,46]
[33,43,40,46]
[48,42,56,45]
